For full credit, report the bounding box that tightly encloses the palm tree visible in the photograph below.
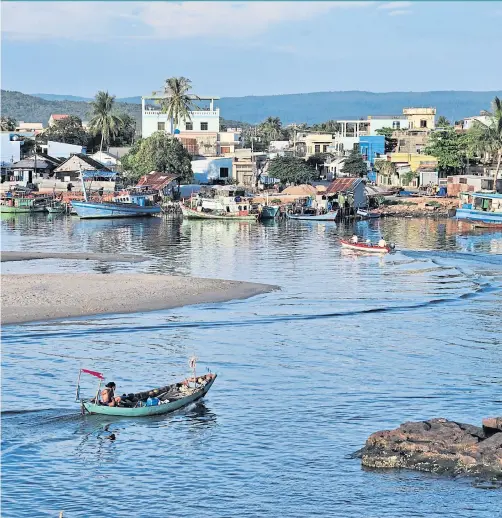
[89,91,122,152]
[259,117,283,142]
[470,96,502,186]
[436,115,450,127]
[160,77,199,132]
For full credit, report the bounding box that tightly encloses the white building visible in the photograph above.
[43,141,84,159]
[141,93,220,138]
[462,114,492,130]
[0,133,21,165]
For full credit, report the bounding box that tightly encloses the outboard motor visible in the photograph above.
[389,242,396,250]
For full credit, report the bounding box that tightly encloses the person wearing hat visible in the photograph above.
[100,382,121,407]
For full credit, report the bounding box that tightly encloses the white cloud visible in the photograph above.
[2,1,373,41]
[377,1,412,9]
[388,9,412,16]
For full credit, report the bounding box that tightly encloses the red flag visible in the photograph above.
[81,368,104,380]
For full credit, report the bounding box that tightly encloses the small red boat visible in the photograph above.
[340,239,392,253]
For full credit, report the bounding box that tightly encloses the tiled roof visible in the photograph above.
[50,114,69,120]
[136,171,179,189]
[54,154,112,173]
[325,177,363,194]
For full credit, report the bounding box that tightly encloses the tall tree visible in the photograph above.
[436,115,450,127]
[267,156,315,185]
[1,116,17,131]
[309,120,340,133]
[341,150,368,177]
[469,96,502,185]
[425,126,466,174]
[160,77,199,131]
[89,91,122,152]
[112,113,137,146]
[259,116,284,142]
[42,115,88,146]
[121,132,193,183]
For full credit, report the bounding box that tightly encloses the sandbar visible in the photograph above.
[1,251,147,263]
[1,274,278,325]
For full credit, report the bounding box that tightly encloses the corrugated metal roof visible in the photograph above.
[136,171,179,189]
[325,177,363,194]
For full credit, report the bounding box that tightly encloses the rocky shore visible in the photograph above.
[356,417,502,480]
[375,196,458,218]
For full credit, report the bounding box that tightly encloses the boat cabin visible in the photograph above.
[459,192,502,213]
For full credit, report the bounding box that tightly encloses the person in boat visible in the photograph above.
[351,234,359,244]
[365,239,372,245]
[378,238,387,248]
[100,382,121,407]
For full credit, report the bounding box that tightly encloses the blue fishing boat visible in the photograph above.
[72,170,161,219]
[455,192,502,224]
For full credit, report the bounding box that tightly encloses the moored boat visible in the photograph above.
[357,208,381,219]
[455,192,502,224]
[77,367,217,417]
[472,221,502,229]
[260,205,280,219]
[0,195,48,213]
[340,239,392,253]
[286,209,338,221]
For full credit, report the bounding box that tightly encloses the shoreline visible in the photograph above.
[1,274,279,325]
[1,251,148,263]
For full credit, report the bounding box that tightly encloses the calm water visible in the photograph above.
[2,213,502,517]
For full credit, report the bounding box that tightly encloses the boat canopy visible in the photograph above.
[81,170,119,180]
[470,192,502,200]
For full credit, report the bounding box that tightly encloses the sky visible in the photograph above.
[1,1,502,98]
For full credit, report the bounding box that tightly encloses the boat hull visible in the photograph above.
[72,201,161,219]
[82,376,216,417]
[260,206,280,219]
[286,210,338,221]
[180,203,258,221]
[472,222,502,229]
[340,239,390,253]
[455,208,502,224]
[0,204,46,213]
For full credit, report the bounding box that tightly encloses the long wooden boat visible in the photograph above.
[81,373,217,417]
[286,210,338,221]
[180,203,258,221]
[71,200,161,219]
[340,239,391,253]
[455,192,502,225]
[0,196,47,213]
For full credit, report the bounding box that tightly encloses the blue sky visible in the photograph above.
[2,1,501,98]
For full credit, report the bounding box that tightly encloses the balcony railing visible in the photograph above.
[143,108,219,117]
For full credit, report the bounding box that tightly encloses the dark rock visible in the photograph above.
[359,417,502,479]
[483,417,502,432]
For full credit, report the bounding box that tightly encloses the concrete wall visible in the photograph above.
[191,157,233,184]
[1,134,21,165]
[47,141,84,159]
[369,118,409,134]
[142,109,220,138]
[359,136,385,166]
[389,153,438,172]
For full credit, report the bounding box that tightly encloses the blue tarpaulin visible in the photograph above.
[81,170,118,180]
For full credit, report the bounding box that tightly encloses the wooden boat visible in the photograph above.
[472,221,502,229]
[260,205,280,219]
[72,200,161,219]
[180,203,258,221]
[340,238,392,253]
[286,210,338,221]
[0,196,47,213]
[357,209,381,219]
[46,200,66,214]
[455,192,502,225]
[78,369,217,417]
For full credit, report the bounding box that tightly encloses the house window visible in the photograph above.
[221,146,230,154]
[157,122,165,131]
[420,119,427,128]
[185,122,193,131]
[314,144,320,153]
[392,121,400,130]
[323,145,328,152]
[201,122,208,131]
[220,167,229,178]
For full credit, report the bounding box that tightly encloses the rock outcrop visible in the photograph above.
[357,417,502,479]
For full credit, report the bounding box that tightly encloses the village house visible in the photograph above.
[89,150,125,172]
[48,114,70,126]
[325,177,367,209]
[6,153,62,187]
[15,122,44,133]
[135,171,180,197]
[42,141,85,159]
[52,154,115,192]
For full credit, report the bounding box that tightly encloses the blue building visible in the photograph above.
[359,136,385,167]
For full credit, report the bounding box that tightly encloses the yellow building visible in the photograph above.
[304,134,334,157]
[402,107,436,131]
[389,153,438,172]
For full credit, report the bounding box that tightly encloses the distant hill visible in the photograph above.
[32,93,93,102]
[2,90,141,126]
[4,89,502,127]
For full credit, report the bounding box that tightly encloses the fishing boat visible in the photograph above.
[357,208,381,219]
[455,192,502,224]
[340,239,393,253]
[181,185,258,221]
[260,205,280,220]
[0,195,48,213]
[77,362,216,417]
[472,221,502,229]
[46,199,66,214]
[72,170,161,219]
[286,209,338,221]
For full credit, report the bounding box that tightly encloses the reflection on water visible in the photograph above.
[1,214,502,517]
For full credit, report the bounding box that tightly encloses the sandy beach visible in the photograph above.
[1,251,148,263]
[1,274,278,325]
